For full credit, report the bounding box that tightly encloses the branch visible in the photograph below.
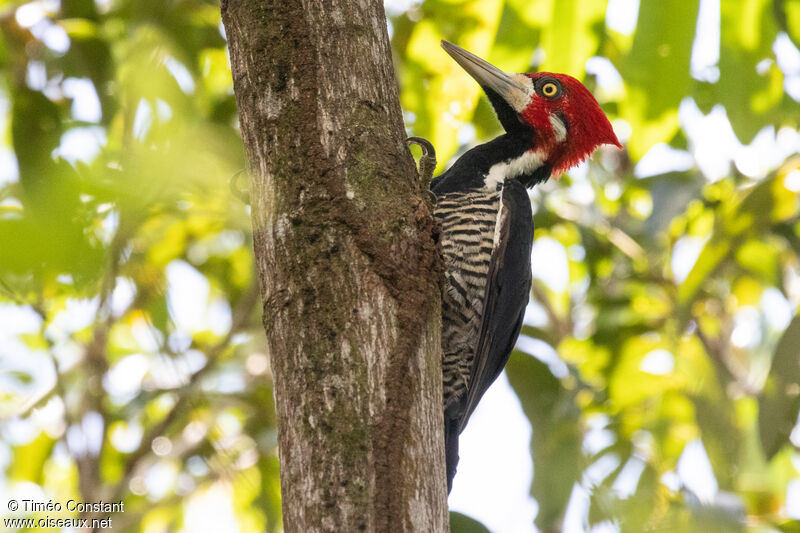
[15,385,59,418]
[532,280,572,341]
[0,275,46,317]
[105,282,259,504]
[76,222,132,502]
[555,203,646,262]
[694,323,759,396]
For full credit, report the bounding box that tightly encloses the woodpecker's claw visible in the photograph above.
[406,136,437,189]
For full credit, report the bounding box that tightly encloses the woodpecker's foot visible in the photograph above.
[406,136,437,188]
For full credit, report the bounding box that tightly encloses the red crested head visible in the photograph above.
[520,72,622,176]
[441,41,622,179]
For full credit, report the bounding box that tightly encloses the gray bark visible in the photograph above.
[221,1,448,531]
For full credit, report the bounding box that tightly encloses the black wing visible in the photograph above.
[457,179,533,432]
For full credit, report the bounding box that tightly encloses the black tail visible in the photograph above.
[445,418,460,493]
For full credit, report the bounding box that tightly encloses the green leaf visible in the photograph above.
[718,0,781,143]
[692,396,740,488]
[735,239,779,283]
[541,0,608,77]
[787,1,800,47]
[678,170,798,304]
[506,350,583,531]
[401,0,505,163]
[758,314,800,459]
[619,0,699,158]
[59,18,101,39]
[677,240,730,304]
[450,511,492,533]
[5,370,33,385]
[9,433,55,483]
[777,519,800,533]
[257,454,283,533]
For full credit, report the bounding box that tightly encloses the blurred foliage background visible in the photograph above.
[0,0,799,532]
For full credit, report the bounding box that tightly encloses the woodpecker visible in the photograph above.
[434,41,621,492]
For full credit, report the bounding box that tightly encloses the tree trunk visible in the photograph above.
[220,1,448,532]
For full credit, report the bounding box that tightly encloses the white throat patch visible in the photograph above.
[484,149,547,190]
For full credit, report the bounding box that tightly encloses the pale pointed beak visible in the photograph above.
[441,40,531,111]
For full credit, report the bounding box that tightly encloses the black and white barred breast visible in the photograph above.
[433,188,502,419]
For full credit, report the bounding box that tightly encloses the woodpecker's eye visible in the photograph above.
[535,78,562,99]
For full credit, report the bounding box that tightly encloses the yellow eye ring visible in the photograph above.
[542,82,558,97]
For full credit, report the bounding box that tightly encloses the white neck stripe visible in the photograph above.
[484,149,547,190]
[549,114,568,143]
